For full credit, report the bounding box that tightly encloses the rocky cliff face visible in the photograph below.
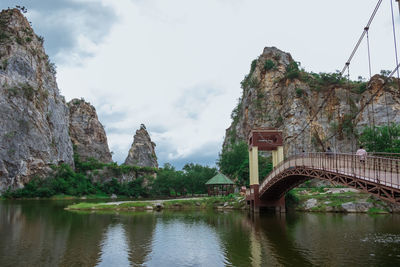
[125,124,158,168]
[68,98,112,163]
[0,9,74,190]
[224,47,400,154]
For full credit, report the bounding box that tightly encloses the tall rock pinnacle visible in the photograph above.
[124,124,158,168]
[68,98,112,163]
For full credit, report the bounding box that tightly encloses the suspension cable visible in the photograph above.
[324,63,400,144]
[390,0,400,84]
[366,28,373,79]
[341,0,383,76]
[291,0,385,153]
[366,26,376,149]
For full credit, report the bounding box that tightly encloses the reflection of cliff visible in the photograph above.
[0,201,112,266]
[57,213,112,266]
[123,213,156,266]
[206,212,253,266]
[0,201,70,266]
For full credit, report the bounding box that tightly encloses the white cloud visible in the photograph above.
[50,0,400,168]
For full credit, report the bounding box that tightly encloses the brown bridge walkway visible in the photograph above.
[246,152,400,212]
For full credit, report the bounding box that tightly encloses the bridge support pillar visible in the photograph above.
[272,146,284,167]
[250,184,260,213]
[249,146,259,185]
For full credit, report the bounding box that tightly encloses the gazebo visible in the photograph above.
[205,173,235,196]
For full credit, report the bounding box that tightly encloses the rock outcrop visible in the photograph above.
[124,124,158,168]
[0,9,74,190]
[224,46,400,154]
[68,98,112,163]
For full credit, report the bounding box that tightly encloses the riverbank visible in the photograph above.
[291,187,399,214]
[65,188,400,214]
[66,195,247,211]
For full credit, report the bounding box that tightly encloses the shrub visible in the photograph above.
[285,190,299,207]
[285,61,300,80]
[295,87,303,97]
[264,59,275,71]
[21,83,35,100]
[247,77,260,89]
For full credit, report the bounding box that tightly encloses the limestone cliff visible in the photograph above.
[0,9,74,190]
[125,124,158,168]
[224,47,400,154]
[68,98,112,163]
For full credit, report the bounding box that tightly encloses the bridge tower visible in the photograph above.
[247,128,285,213]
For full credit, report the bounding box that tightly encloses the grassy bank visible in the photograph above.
[66,195,246,211]
[290,187,394,214]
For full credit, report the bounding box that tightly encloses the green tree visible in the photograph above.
[182,163,217,195]
[359,124,400,153]
[217,141,273,186]
[151,163,183,196]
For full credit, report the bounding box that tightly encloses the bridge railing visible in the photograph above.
[260,152,400,192]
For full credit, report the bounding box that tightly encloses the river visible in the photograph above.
[1,200,400,266]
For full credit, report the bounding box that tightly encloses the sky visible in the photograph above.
[1,0,399,168]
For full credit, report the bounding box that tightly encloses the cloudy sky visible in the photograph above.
[1,0,399,168]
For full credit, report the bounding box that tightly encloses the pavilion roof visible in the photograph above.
[205,173,234,185]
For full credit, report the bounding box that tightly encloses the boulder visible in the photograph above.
[304,198,318,210]
[341,201,373,213]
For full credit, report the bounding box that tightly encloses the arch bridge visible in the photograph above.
[245,130,400,213]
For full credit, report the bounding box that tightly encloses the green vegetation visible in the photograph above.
[285,61,301,80]
[263,59,275,71]
[295,87,304,97]
[151,163,217,197]
[5,83,38,101]
[66,194,246,211]
[3,148,217,199]
[36,35,44,44]
[359,124,400,153]
[240,59,258,90]
[341,114,356,136]
[279,60,368,94]
[218,141,272,186]
[367,207,389,214]
[289,187,392,213]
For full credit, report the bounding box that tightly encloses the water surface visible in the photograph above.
[1,200,400,266]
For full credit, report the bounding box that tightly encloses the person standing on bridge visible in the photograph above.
[356,146,367,163]
[326,147,333,157]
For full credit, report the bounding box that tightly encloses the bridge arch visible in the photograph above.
[247,153,400,212]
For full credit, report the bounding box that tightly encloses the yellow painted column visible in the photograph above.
[249,147,259,185]
[272,146,284,167]
[249,149,253,185]
[272,150,277,167]
[277,146,284,164]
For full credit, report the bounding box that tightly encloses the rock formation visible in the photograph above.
[125,124,158,168]
[0,9,74,190]
[224,46,400,154]
[68,98,112,163]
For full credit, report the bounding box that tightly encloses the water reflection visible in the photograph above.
[97,224,130,267]
[1,200,400,267]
